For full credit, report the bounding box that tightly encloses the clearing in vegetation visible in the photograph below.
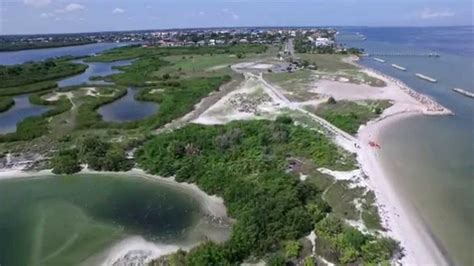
[310,100,392,135]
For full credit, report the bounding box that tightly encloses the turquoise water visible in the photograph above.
[338,27,473,266]
[0,95,51,134]
[0,174,205,266]
[97,88,159,122]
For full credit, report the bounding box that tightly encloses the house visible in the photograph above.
[314,37,334,47]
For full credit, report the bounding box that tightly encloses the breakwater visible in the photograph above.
[391,64,407,71]
[367,52,440,57]
[350,57,451,114]
[452,88,474,99]
[416,73,437,83]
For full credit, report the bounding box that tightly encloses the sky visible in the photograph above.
[1,0,472,35]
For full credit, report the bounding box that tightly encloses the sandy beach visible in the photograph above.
[339,59,451,264]
[357,113,449,265]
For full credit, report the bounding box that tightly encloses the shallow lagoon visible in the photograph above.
[0,174,221,266]
[0,95,50,134]
[57,59,134,88]
[98,88,159,122]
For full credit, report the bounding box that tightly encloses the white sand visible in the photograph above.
[98,236,186,266]
[44,92,74,101]
[82,87,98,96]
[193,73,282,125]
[317,168,362,182]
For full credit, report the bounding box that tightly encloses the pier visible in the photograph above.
[453,88,474,99]
[366,52,440,57]
[416,73,437,83]
[391,64,407,71]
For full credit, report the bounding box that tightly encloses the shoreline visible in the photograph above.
[351,59,451,264]
[356,112,449,265]
[0,167,231,265]
[0,167,229,220]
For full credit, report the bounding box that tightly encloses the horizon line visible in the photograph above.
[1,24,472,37]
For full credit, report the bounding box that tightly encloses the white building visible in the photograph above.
[314,37,334,47]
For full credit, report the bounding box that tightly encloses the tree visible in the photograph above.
[284,240,302,259]
[374,107,383,115]
[266,253,286,266]
[275,116,293,124]
[169,249,187,266]
[303,256,316,266]
[103,145,133,171]
[186,242,230,266]
[327,97,337,104]
[52,149,81,174]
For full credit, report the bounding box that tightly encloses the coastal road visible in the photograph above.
[247,72,358,150]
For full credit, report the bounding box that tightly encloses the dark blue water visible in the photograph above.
[338,27,473,266]
[98,88,159,122]
[0,42,128,65]
[0,95,50,134]
[58,59,133,88]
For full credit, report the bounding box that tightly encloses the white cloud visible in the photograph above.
[221,8,240,20]
[419,8,455,19]
[56,3,85,13]
[112,8,125,14]
[40,12,53,18]
[24,0,51,7]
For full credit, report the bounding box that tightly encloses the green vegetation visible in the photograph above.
[138,118,397,264]
[0,41,95,51]
[284,240,302,259]
[315,216,398,264]
[51,148,82,174]
[78,136,133,171]
[314,100,392,134]
[77,76,229,131]
[0,58,87,89]
[0,91,72,142]
[0,81,58,97]
[0,96,14,112]
[87,44,267,62]
[296,54,357,72]
[51,136,133,174]
[324,181,366,220]
[361,191,384,231]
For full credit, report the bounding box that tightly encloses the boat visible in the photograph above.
[373,57,385,63]
[391,64,406,71]
[453,88,474,99]
[416,73,437,83]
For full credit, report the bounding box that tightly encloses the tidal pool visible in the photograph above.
[57,59,134,88]
[0,95,50,134]
[97,88,159,122]
[0,174,219,266]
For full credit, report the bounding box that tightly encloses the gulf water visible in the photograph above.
[338,26,473,266]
